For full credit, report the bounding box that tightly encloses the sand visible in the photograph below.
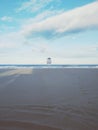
[0,68,98,130]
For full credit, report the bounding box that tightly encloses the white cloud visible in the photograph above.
[20,1,98,38]
[17,0,61,13]
[1,16,13,22]
[22,9,64,25]
[0,32,25,49]
[30,40,98,60]
[0,1,98,64]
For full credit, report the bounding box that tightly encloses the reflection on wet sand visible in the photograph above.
[0,68,98,130]
[0,69,33,77]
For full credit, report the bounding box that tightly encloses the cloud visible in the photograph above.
[1,16,13,22]
[20,1,98,39]
[30,39,98,59]
[0,32,25,49]
[22,9,64,25]
[17,0,61,13]
[51,45,98,59]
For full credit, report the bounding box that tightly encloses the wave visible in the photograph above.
[0,64,98,69]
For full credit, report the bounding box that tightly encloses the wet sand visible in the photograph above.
[0,68,98,130]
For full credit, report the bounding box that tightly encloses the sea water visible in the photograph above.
[0,64,98,69]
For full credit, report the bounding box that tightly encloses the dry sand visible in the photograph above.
[0,68,98,130]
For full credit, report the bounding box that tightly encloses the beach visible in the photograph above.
[0,68,98,130]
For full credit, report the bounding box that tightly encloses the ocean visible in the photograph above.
[0,64,98,69]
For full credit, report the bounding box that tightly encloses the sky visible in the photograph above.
[0,0,98,64]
